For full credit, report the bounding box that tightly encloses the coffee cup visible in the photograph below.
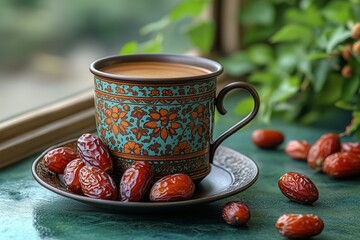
[90,54,259,182]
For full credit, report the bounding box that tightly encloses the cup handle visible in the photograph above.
[210,82,260,162]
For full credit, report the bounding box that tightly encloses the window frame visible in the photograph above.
[0,90,96,168]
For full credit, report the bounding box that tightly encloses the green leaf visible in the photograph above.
[186,21,215,53]
[242,25,277,45]
[335,101,356,110]
[271,76,300,102]
[271,24,312,43]
[234,97,254,117]
[138,35,163,53]
[249,71,277,84]
[214,111,219,123]
[140,17,170,35]
[300,111,322,125]
[312,59,330,92]
[274,102,302,121]
[353,0,360,21]
[307,52,329,61]
[343,111,360,137]
[273,0,297,4]
[219,52,256,77]
[246,44,274,65]
[276,44,303,72]
[259,99,272,123]
[325,26,351,53]
[322,1,353,23]
[285,4,323,27]
[169,0,210,22]
[313,74,344,106]
[239,0,275,25]
[119,41,137,54]
[341,75,360,101]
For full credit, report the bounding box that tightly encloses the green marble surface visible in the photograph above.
[1,108,359,239]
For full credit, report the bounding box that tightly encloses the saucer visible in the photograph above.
[32,139,259,211]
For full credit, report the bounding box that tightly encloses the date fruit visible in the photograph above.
[44,147,79,174]
[222,201,250,226]
[341,142,360,155]
[285,140,310,160]
[276,214,324,239]
[278,172,319,204]
[322,152,360,178]
[307,133,341,171]
[149,173,195,202]
[79,165,117,200]
[77,133,113,172]
[63,158,85,194]
[119,161,154,202]
[251,129,284,149]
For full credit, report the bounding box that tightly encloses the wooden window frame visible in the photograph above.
[0,91,96,168]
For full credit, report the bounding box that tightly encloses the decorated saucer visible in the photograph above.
[32,139,258,211]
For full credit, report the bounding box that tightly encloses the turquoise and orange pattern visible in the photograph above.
[94,76,216,180]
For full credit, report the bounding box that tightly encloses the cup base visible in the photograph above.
[112,157,211,184]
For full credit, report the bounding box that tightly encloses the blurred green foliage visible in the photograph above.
[0,0,190,70]
[122,0,360,138]
[226,0,360,138]
[119,0,212,54]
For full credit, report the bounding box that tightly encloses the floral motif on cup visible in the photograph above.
[130,107,146,119]
[94,77,216,159]
[123,141,142,155]
[144,108,182,141]
[173,141,191,155]
[104,106,131,135]
[131,127,148,140]
[94,77,216,98]
[162,89,173,96]
[188,104,210,136]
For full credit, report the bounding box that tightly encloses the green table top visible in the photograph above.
[1,107,359,239]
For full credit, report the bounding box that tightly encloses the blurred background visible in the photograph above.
[1,0,359,136]
[0,0,191,121]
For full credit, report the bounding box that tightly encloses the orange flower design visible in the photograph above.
[188,104,209,136]
[104,106,130,135]
[131,107,146,119]
[131,127,148,140]
[105,85,113,92]
[162,89,173,96]
[149,90,160,97]
[173,141,191,155]
[115,87,125,94]
[124,141,142,155]
[144,108,182,141]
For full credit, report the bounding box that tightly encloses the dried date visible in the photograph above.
[77,133,113,172]
[149,173,195,202]
[341,142,360,155]
[322,152,360,178]
[276,214,324,239]
[251,129,284,149]
[278,172,319,204]
[44,147,79,174]
[307,133,341,171]
[222,201,250,226]
[63,158,85,194]
[119,161,154,202]
[285,140,310,160]
[79,165,117,200]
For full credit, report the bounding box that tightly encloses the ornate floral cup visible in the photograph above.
[90,54,260,182]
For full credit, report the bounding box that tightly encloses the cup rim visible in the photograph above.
[89,54,223,82]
